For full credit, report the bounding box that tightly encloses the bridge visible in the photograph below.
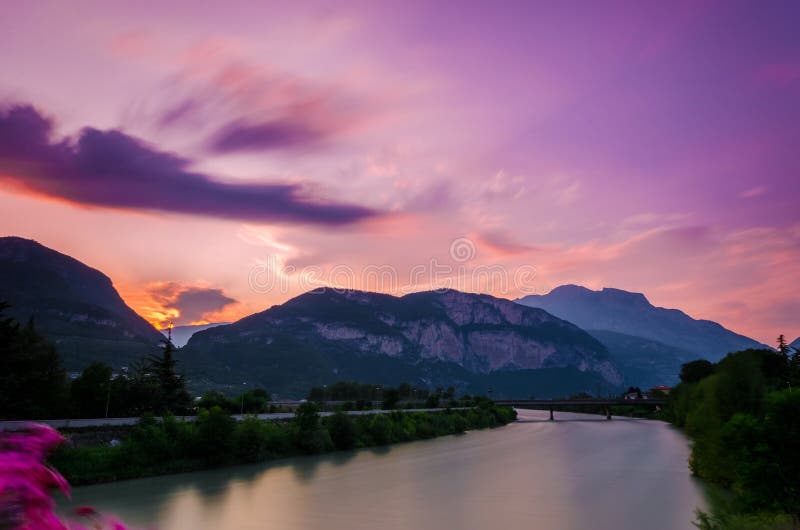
[494,398,667,421]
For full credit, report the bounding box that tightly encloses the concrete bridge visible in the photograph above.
[494,398,667,420]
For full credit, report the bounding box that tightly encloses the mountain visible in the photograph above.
[585,330,696,389]
[162,323,230,347]
[0,237,163,369]
[518,285,765,361]
[791,337,800,349]
[517,285,767,386]
[182,288,623,398]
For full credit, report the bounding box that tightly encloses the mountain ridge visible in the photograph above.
[0,236,163,369]
[517,284,765,361]
[183,287,623,396]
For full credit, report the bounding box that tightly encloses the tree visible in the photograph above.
[146,337,191,414]
[70,362,112,418]
[724,390,800,522]
[777,334,789,357]
[624,386,643,399]
[0,303,69,419]
[122,358,160,415]
[679,359,715,384]
[382,388,400,409]
[198,391,235,412]
[790,346,800,386]
[293,402,332,454]
[237,388,270,414]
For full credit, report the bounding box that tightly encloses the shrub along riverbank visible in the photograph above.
[49,402,516,485]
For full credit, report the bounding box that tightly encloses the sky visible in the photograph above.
[0,0,798,344]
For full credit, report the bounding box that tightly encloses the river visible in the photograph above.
[62,409,707,530]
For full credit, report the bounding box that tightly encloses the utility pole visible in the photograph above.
[105,373,111,418]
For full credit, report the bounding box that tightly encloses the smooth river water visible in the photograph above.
[63,409,707,530]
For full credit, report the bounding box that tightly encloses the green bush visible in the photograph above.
[50,445,122,485]
[196,406,236,465]
[51,405,517,485]
[368,414,394,445]
[451,413,468,433]
[234,417,271,462]
[122,414,178,467]
[326,411,357,450]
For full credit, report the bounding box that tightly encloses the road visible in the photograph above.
[0,407,465,430]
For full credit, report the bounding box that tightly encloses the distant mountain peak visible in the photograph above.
[598,287,650,305]
[542,284,651,306]
[517,284,765,361]
[162,322,230,348]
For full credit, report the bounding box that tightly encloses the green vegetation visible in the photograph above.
[0,302,197,419]
[666,343,800,528]
[0,302,70,419]
[50,403,517,485]
[197,388,272,414]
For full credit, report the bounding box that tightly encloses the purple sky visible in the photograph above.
[0,0,798,343]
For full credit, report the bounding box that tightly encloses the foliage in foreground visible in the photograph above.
[665,345,800,527]
[50,404,516,485]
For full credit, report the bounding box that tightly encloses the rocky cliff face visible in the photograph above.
[188,288,622,386]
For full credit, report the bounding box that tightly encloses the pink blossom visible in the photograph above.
[0,424,135,530]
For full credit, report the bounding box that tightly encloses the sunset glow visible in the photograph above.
[1,1,798,343]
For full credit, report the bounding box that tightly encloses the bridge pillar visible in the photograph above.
[549,406,554,421]
[605,405,611,420]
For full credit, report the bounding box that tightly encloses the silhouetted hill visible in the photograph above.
[518,285,765,362]
[181,288,623,398]
[0,236,163,369]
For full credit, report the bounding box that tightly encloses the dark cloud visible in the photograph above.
[148,282,237,325]
[0,103,378,225]
[211,118,323,153]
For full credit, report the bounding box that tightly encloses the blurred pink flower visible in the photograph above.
[0,424,134,530]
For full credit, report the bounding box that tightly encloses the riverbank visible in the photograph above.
[50,404,516,485]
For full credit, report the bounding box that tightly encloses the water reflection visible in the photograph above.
[63,410,706,530]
